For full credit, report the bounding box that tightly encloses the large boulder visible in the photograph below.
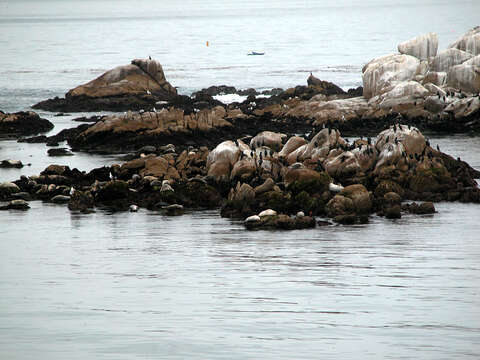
[447,64,480,94]
[0,111,53,136]
[430,48,473,73]
[362,54,420,99]
[33,58,177,111]
[66,58,175,99]
[449,26,480,56]
[325,195,354,217]
[398,32,438,60]
[0,182,20,200]
[339,184,371,214]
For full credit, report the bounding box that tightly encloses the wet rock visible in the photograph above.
[339,184,371,214]
[385,205,402,219]
[0,182,20,200]
[163,204,184,216]
[0,111,53,136]
[408,201,436,214]
[0,159,23,168]
[383,192,402,207]
[47,148,74,156]
[12,192,32,201]
[0,199,30,210]
[326,195,354,217]
[333,214,357,224]
[51,195,70,204]
[96,180,129,202]
[374,180,405,198]
[68,190,94,211]
[245,213,315,230]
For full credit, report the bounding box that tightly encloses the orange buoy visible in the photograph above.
[206,41,209,47]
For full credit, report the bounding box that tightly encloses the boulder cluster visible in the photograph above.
[2,126,479,230]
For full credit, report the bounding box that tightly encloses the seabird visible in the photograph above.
[426,139,430,147]
[149,56,151,60]
[436,144,440,152]
[69,187,75,196]
[146,90,151,95]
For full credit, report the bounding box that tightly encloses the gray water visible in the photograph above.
[1,1,480,359]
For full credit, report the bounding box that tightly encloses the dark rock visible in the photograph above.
[0,199,30,210]
[68,190,94,211]
[0,111,53,136]
[163,204,184,216]
[385,205,402,219]
[0,159,23,168]
[96,180,129,202]
[12,192,32,201]
[47,148,74,156]
[51,195,70,204]
[317,219,333,226]
[333,214,357,224]
[0,182,20,200]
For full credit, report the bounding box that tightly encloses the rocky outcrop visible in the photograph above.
[0,111,53,137]
[33,58,177,112]
[449,26,480,56]
[362,54,420,99]
[69,106,234,151]
[398,32,438,60]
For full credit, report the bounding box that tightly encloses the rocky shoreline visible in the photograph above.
[1,27,480,229]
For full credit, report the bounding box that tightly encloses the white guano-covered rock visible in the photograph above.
[447,64,480,93]
[362,54,420,99]
[449,26,480,56]
[463,55,480,67]
[376,81,429,105]
[398,32,438,60]
[430,48,473,72]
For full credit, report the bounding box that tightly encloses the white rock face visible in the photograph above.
[206,140,240,169]
[398,32,438,60]
[449,26,480,56]
[430,48,473,72]
[422,71,447,86]
[447,64,480,94]
[463,55,480,66]
[376,81,429,104]
[362,54,420,99]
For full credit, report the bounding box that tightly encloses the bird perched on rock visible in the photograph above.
[437,144,440,152]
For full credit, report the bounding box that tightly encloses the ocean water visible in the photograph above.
[1,1,480,359]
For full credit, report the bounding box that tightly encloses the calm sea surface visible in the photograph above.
[1,1,480,359]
